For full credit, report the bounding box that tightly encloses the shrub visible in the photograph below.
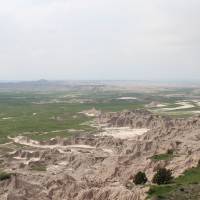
[152,168,173,185]
[197,160,200,167]
[167,149,173,155]
[133,171,148,185]
[0,172,11,181]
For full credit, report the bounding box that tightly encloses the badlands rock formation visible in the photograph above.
[1,110,200,200]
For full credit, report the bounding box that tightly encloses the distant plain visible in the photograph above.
[0,81,200,144]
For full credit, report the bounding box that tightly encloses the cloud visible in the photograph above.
[0,0,199,80]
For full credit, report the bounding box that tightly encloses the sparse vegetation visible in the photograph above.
[30,165,47,171]
[30,162,47,172]
[151,149,174,161]
[133,171,148,185]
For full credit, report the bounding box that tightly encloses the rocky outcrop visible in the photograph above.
[2,110,200,200]
[98,109,200,131]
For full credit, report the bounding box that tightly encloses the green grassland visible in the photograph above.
[0,87,200,144]
[0,91,146,143]
[148,166,200,199]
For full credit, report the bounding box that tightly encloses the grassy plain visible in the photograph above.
[0,90,145,143]
[0,86,200,144]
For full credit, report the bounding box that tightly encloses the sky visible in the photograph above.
[0,0,200,81]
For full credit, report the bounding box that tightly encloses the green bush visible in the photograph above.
[152,168,173,185]
[0,172,11,181]
[133,171,148,185]
[167,149,174,155]
[197,160,200,167]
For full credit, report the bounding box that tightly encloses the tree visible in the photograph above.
[167,149,173,155]
[197,160,200,167]
[152,168,173,185]
[133,171,148,185]
[0,172,11,181]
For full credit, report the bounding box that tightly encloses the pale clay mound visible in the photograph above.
[145,101,167,108]
[99,127,149,139]
[1,110,200,200]
[160,101,194,111]
[80,108,101,117]
[117,97,137,100]
[147,101,200,113]
[155,104,167,108]
[1,117,14,120]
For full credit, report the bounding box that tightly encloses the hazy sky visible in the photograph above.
[0,0,200,81]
